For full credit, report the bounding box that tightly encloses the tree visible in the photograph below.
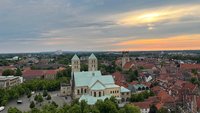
[149,105,158,113]
[34,94,43,103]
[51,101,58,108]
[15,68,22,76]
[158,107,168,113]
[46,94,51,100]
[30,101,35,109]
[68,104,81,113]
[124,104,140,113]
[191,69,198,75]
[43,90,48,97]
[27,92,32,98]
[37,94,43,103]
[8,107,22,113]
[2,69,15,76]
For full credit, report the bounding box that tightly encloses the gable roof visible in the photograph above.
[72,54,80,60]
[120,86,130,93]
[89,53,97,59]
[74,71,115,87]
[90,80,105,90]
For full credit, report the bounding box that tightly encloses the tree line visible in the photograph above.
[0,79,60,106]
[8,97,141,113]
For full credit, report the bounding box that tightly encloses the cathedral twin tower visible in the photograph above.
[71,53,98,74]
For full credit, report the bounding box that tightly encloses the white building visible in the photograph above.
[0,76,21,88]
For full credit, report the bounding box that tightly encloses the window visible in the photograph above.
[110,91,112,94]
[84,89,87,93]
[77,89,80,95]
[94,92,96,97]
[99,92,101,97]
[122,93,124,95]
[81,88,83,94]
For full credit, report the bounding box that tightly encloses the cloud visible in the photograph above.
[113,34,200,51]
[115,4,200,28]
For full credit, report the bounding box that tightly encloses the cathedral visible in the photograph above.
[69,53,130,105]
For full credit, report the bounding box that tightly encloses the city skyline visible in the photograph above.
[0,0,200,53]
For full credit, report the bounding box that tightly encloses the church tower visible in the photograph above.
[122,51,130,68]
[71,54,80,75]
[88,53,98,71]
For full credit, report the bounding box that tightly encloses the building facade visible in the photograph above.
[122,51,130,68]
[70,53,130,105]
[88,53,98,71]
[0,76,21,88]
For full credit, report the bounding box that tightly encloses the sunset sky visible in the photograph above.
[0,0,200,53]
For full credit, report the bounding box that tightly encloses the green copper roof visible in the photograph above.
[120,86,130,93]
[90,81,105,90]
[79,94,111,105]
[74,71,115,88]
[72,54,80,60]
[89,53,97,59]
[133,84,147,89]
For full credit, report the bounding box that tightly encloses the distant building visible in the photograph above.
[131,102,151,113]
[122,51,130,68]
[128,84,149,93]
[0,76,21,88]
[22,69,57,80]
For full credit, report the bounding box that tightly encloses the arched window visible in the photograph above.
[77,89,80,95]
[122,98,125,102]
[99,92,101,97]
[94,92,96,97]
[81,88,83,94]
[84,89,87,93]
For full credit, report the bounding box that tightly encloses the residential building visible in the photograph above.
[0,76,21,88]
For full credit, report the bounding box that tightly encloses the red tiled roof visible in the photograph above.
[151,86,163,94]
[132,101,151,109]
[44,70,57,75]
[23,69,57,78]
[181,82,197,92]
[157,90,174,103]
[180,64,200,70]
[141,82,151,88]
[197,96,200,110]
[174,80,186,87]
[136,62,155,69]
[155,102,164,110]
[129,81,138,85]
[123,62,134,70]
[23,70,44,77]
[112,71,127,87]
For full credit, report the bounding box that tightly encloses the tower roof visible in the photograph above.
[89,53,97,59]
[72,54,80,60]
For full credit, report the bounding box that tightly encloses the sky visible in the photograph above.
[0,0,200,53]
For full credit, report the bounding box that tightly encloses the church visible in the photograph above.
[69,53,130,105]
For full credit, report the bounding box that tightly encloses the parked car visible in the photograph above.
[0,106,5,112]
[17,100,23,104]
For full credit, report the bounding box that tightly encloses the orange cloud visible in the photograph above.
[115,5,200,26]
[114,34,200,51]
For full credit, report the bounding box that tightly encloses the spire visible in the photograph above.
[89,53,97,59]
[72,54,79,60]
